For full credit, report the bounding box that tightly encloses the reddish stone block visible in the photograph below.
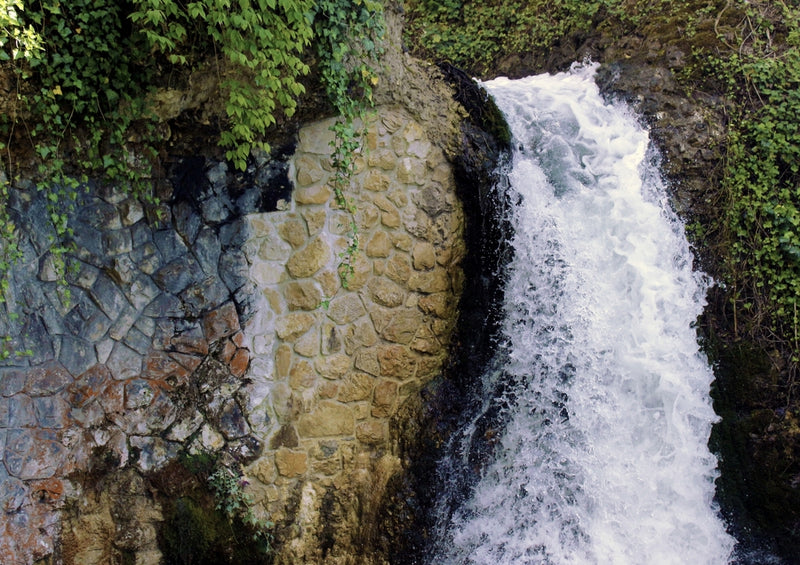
[203,302,240,343]
[229,348,249,377]
[219,339,236,363]
[231,331,245,348]
[68,365,112,408]
[29,478,64,503]
[3,428,68,480]
[170,352,202,373]
[144,351,189,384]
[98,380,125,420]
[24,362,72,396]
[170,334,209,356]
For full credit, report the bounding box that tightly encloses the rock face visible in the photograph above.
[0,155,288,563]
[239,109,464,563]
[0,93,465,565]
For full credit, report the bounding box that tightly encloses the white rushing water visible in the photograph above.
[433,64,736,564]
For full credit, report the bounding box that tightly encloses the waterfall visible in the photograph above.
[431,64,736,564]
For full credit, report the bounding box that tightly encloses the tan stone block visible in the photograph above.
[275,344,293,377]
[275,313,316,341]
[388,189,409,209]
[417,353,446,381]
[294,328,319,357]
[269,424,300,449]
[290,360,316,390]
[344,319,378,355]
[390,232,412,252]
[315,353,352,380]
[381,109,406,133]
[367,277,406,308]
[366,129,378,151]
[356,420,387,445]
[278,216,308,248]
[302,209,327,234]
[402,121,425,142]
[312,456,342,476]
[298,121,336,154]
[357,203,381,230]
[287,237,330,278]
[275,448,308,477]
[385,254,411,284]
[377,345,417,380]
[263,287,285,315]
[373,259,386,276]
[391,135,408,155]
[369,306,393,335]
[397,157,425,185]
[329,210,352,235]
[285,280,323,311]
[404,209,433,240]
[327,294,366,324]
[354,347,380,377]
[352,402,371,420]
[407,139,432,160]
[411,325,441,354]
[294,155,326,187]
[373,194,397,213]
[251,262,286,285]
[257,231,293,262]
[249,456,278,484]
[412,242,436,271]
[408,268,450,293]
[432,318,454,338]
[372,379,398,418]
[321,323,342,355]
[296,401,354,437]
[418,293,453,319]
[363,170,391,192]
[318,381,339,399]
[366,231,392,258]
[415,184,452,218]
[347,253,371,292]
[380,309,425,344]
[337,372,374,402]
[368,149,396,170]
[315,269,341,298]
[382,208,401,228]
[399,379,422,397]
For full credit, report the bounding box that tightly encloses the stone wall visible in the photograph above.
[238,108,464,563]
[0,154,284,563]
[0,101,463,563]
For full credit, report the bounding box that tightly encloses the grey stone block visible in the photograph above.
[90,275,131,319]
[193,227,221,276]
[59,335,97,376]
[154,229,188,263]
[107,341,143,380]
[102,229,133,256]
[172,201,201,244]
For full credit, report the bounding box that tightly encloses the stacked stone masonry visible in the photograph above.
[0,106,463,564]
[241,109,464,562]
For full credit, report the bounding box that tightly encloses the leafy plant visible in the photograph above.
[207,459,273,553]
[130,0,315,171]
[314,0,384,287]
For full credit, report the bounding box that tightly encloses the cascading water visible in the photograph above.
[430,64,737,564]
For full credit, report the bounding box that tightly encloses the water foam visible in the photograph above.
[433,63,735,565]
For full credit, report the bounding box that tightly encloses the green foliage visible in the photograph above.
[403,0,608,74]
[687,1,800,354]
[314,0,384,288]
[207,459,274,553]
[130,0,315,171]
[0,0,42,61]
